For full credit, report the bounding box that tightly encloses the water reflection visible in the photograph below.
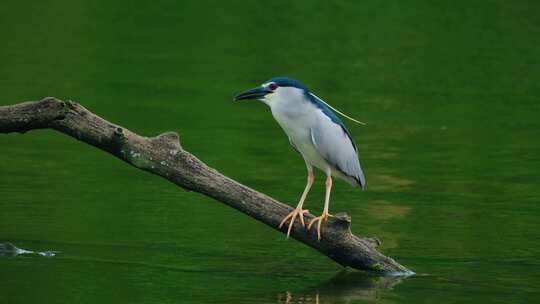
[0,242,58,257]
[277,271,407,303]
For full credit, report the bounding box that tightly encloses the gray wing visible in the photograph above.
[310,116,365,188]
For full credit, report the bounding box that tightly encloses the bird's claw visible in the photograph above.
[307,212,330,241]
[279,208,310,238]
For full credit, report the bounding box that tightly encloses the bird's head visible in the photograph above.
[234,77,308,106]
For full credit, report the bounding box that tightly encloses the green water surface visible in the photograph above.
[1,1,539,303]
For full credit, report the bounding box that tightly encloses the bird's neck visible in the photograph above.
[265,88,308,117]
[268,97,316,127]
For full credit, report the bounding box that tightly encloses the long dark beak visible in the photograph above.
[234,86,272,101]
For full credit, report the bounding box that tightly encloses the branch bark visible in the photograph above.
[0,97,412,275]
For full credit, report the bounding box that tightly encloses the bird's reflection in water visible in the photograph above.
[277,271,407,304]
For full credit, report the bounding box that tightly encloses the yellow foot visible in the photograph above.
[279,208,310,238]
[307,212,331,241]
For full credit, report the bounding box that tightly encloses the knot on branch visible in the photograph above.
[328,212,352,232]
[41,96,62,104]
[151,131,182,152]
[38,97,67,118]
[110,127,127,153]
[41,97,71,119]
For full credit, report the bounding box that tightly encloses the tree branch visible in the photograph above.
[0,97,412,275]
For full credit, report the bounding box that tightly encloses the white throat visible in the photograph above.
[262,87,306,110]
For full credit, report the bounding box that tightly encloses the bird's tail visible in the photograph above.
[356,174,366,190]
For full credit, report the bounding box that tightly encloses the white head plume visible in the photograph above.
[310,93,367,126]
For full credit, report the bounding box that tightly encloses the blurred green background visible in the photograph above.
[1,1,539,303]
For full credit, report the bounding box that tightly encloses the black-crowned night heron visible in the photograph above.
[234,77,365,240]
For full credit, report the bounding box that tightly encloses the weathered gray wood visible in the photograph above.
[0,97,412,274]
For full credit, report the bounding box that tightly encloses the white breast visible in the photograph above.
[266,88,332,173]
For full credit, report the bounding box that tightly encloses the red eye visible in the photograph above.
[269,83,278,90]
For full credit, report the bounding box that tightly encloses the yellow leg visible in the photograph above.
[279,167,314,237]
[308,175,332,240]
